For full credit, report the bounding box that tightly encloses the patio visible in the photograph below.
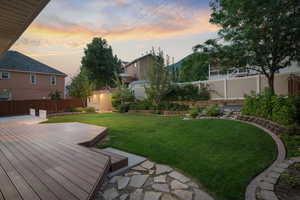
[0,117,128,200]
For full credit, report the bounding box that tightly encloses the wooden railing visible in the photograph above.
[0,99,84,117]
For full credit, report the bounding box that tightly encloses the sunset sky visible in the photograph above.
[11,0,218,82]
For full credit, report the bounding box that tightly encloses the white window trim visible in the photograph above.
[50,75,56,85]
[30,73,37,84]
[0,72,10,79]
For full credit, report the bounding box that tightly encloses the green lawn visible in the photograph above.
[45,113,277,200]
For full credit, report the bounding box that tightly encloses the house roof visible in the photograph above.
[0,0,50,56]
[125,54,152,68]
[0,51,66,76]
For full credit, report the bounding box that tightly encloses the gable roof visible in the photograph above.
[0,51,66,76]
[125,54,153,68]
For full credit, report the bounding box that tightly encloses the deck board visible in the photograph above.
[0,122,116,200]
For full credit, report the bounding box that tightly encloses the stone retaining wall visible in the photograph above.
[127,110,188,116]
[171,99,245,107]
[237,115,286,136]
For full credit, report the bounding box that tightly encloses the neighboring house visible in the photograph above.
[120,54,154,84]
[0,51,66,100]
[208,62,300,80]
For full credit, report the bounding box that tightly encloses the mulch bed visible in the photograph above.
[275,163,300,200]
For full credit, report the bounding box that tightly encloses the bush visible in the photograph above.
[128,102,189,111]
[204,105,221,116]
[69,107,84,112]
[111,88,135,108]
[189,107,199,118]
[84,107,96,113]
[164,84,210,101]
[117,104,130,113]
[242,89,300,126]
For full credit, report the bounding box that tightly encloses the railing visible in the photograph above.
[0,99,84,117]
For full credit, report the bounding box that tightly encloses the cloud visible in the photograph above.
[14,10,217,50]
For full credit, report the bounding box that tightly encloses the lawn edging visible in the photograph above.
[200,116,287,200]
[236,118,286,200]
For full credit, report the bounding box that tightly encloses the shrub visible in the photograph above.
[84,107,96,113]
[164,84,210,101]
[70,107,84,112]
[204,105,221,116]
[285,124,300,136]
[111,88,135,108]
[189,107,199,118]
[48,90,62,100]
[117,104,130,113]
[242,89,300,126]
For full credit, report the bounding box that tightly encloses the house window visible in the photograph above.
[30,73,37,84]
[0,72,10,79]
[50,75,56,85]
[0,90,11,101]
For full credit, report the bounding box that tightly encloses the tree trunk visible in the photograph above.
[267,73,275,94]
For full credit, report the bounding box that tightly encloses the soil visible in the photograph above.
[275,163,300,200]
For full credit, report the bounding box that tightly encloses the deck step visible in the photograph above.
[90,148,128,172]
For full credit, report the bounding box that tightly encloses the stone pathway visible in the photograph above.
[256,156,300,200]
[97,160,214,200]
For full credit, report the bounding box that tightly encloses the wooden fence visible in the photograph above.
[0,99,84,117]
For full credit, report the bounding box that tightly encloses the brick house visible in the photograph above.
[0,51,66,100]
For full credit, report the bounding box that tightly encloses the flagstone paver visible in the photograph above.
[144,191,162,200]
[173,190,193,200]
[152,184,170,193]
[156,164,173,175]
[130,175,149,188]
[194,189,214,200]
[141,160,155,169]
[97,160,215,200]
[103,188,119,200]
[171,180,189,190]
[130,189,143,200]
[118,177,130,190]
[120,194,129,200]
[154,175,167,183]
[168,171,190,183]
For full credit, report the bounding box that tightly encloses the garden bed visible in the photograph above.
[275,163,300,200]
[172,99,245,107]
[128,110,187,115]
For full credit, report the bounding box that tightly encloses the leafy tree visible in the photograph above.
[195,0,300,93]
[67,69,94,106]
[145,49,171,108]
[179,53,209,82]
[111,73,135,108]
[48,90,62,100]
[81,37,121,89]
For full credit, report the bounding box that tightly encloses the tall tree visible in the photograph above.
[81,37,121,89]
[196,0,300,93]
[179,53,209,82]
[67,69,94,106]
[145,49,171,108]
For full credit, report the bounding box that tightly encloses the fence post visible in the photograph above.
[256,75,261,94]
[224,79,227,100]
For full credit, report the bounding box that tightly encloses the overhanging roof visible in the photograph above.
[0,0,50,56]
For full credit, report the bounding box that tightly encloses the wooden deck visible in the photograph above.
[0,122,127,200]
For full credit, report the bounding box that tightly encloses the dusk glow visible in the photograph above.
[12,0,218,80]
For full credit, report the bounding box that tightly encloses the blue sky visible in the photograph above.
[12,0,218,80]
